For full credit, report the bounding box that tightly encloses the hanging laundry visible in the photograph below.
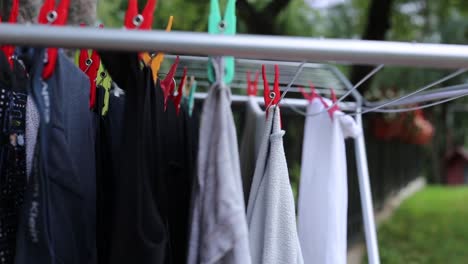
[239,96,265,204]
[246,106,304,264]
[15,48,97,264]
[297,96,361,264]
[0,50,28,264]
[94,80,125,264]
[188,57,251,264]
[239,95,265,204]
[97,51,168,264]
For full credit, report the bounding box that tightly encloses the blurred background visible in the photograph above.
[4,0,468,263]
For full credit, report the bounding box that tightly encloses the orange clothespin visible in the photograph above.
[0,0,19,67]
[38,0,70,79]
[246,70,259,96]
[150,15,173,78]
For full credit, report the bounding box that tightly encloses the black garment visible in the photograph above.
[99,52,197,264]
[15,49,96,264]
[95,85,125,264]
[0,53,28,264]
[99,51,168,264]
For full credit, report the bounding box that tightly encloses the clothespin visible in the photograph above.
[207,0,236,84]
[262,64,281,108]
[171,67,187,116]
[160,56,180,111]
[124,0,157,30]
[0,0,19,67]
[142,16,174,81]
[246,70,259,96]
[299,81,319,102]
[328,88,340,118]
[38,0,70,80]
[187,76,197,116]
[78,24,102,109]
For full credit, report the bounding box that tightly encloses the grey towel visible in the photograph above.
[188,58,251,264]
[247,106,304,264]
[239,96,265,205]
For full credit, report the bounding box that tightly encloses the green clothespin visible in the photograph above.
[97,64,113,116]
[208,0,236,84]
[188,79,197,116]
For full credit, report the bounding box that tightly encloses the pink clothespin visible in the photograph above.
[299,81,320,102]
[160,56,180,111]
[262,64,281,108]
[171,66,187,116]
[246,70,260,96]
[321,88,340,120]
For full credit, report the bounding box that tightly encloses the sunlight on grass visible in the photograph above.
[363,186,468,264]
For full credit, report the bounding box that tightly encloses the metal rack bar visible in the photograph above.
[1,24,468,69]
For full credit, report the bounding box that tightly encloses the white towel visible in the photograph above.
[297,98,361,264]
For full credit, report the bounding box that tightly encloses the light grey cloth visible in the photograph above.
[247,106,304,264]
[25,95,40,179]
[239,96,265,205]
[188,57,251,264]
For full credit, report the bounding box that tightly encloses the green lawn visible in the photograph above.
[364,186,468,264]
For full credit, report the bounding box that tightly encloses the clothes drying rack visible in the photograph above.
[2,24,468,264]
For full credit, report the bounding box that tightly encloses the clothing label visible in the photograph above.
[40,80,50,123]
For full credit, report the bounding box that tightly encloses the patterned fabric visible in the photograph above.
[0,81,27,264]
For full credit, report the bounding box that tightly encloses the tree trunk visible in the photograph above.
[237,0,292,35]
[349,0,394,94]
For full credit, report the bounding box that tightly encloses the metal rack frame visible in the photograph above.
[3,24,468,264]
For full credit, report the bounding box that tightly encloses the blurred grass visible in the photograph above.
[363,186,468,264]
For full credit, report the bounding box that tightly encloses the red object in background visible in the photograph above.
[445,148,468,185]
[407,109,434,145]
[372,108,434,145]
[372,113,406,140]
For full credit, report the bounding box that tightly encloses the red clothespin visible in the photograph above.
[38,0,70,79]
[326,88,340,120]
[160,56,180,111]
[124,0,157,30]
[172,67,187,116]
[0,0,19,67]
[78,44,100,109]
[262,64,281,108]
[246,70,259,96]
[299,81,319,102]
